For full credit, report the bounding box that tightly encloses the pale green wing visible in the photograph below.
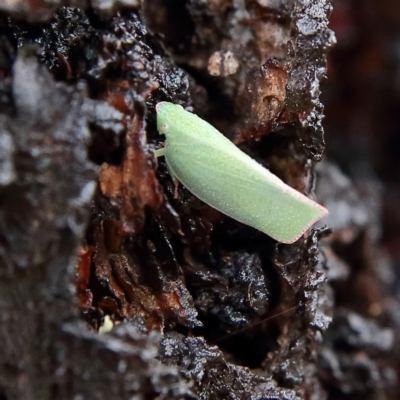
[164,139,327,243]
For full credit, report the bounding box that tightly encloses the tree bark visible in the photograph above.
[0,1,398,399]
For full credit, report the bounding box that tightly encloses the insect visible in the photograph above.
[155,102,328,243]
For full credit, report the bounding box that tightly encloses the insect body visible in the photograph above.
[155,102,328,243]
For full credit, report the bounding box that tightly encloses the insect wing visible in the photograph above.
[164,134,326,243]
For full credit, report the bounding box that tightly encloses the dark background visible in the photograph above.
[325,0,400,266]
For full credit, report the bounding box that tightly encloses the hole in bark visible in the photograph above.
[144,0,195,53]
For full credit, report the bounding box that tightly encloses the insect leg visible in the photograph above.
[156,148,180,198]
[155,147,166,158]
[164,161,180,198]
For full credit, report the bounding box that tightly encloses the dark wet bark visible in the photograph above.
[0,1,398,399]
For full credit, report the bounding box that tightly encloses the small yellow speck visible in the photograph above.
[99,315,114,334]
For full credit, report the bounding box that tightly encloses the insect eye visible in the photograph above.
[159,122,169,134]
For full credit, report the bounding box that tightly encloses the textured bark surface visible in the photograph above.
[0,1,398,399]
